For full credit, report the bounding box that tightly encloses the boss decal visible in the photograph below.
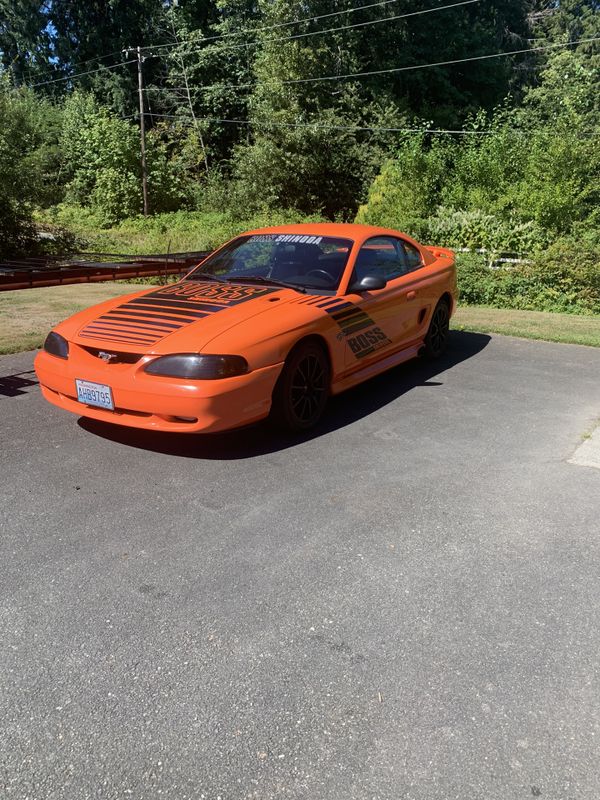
[320,300,391,359]
[347,326,391,359]
[151,281,276,305]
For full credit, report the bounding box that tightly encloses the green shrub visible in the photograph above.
[358,112,599,255]
[427,207,546,253]
[457,242,600,315]
[355,135,449,237]
[39,206,326,255]
[61,92,188,226]
[0,80,62,258]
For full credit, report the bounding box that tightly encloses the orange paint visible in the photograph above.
[34,223,456,433]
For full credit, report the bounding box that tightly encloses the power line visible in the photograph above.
[56,48,131,72]
[19,0,478,83]
[139,0,405,54]
[21,0,405,80]
[146,0,482,59]
[154,35,600,96]
[24,1,399,87]
[147,114,598,137]
[28,58,137,88]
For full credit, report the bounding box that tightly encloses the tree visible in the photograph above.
[0,78,61,257]
[0,0,53,86]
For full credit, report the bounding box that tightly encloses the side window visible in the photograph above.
[353,236,407,283]
[400,240,423,271]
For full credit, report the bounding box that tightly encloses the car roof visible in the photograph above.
[243,222,418,243]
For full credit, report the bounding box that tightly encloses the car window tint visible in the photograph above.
[354,237,407,282]
[400,240,423,271]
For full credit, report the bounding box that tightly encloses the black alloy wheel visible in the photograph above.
[271,342,330,432]
[423,299,450,359]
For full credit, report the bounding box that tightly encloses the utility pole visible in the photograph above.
[136,46,149,216]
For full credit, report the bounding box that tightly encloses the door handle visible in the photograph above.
[406,290,417,301]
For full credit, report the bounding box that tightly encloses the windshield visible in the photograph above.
[188,233,354,292]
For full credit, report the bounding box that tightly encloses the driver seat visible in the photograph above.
[270,243,323,279]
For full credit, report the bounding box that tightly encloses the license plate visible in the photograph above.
[75,379,114,410]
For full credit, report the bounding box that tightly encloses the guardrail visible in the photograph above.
[0,251,210,292]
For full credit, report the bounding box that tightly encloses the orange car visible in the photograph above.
[35,223,456,433]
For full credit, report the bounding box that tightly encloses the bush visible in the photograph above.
[61,92,188,226]
[0,197,37,260]
[0,80,62,258]
[355,135,449,236]
[427,207,546,253]
[231,108,388,220]
[457,242,600,315]
[39,206,327,255]
[357,113,599,254]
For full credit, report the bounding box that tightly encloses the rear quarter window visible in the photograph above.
[401,241,423,271]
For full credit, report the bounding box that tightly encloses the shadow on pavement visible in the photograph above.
[0,370,39,398]
[78,330,491,460]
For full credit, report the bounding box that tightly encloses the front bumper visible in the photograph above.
[34,348,283,433]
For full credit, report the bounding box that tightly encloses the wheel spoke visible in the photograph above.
[285,349,329,426]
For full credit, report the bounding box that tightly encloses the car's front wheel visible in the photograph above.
[271,341,330,432]
[423,298,450,358]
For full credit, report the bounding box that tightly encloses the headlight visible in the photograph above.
[44,331,69,359]
[143,353,248,380]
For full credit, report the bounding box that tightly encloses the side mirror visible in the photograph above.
[348,274,387,293]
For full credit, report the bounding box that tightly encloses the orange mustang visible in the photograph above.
[35,224,456,433]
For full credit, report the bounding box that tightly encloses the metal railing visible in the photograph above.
[0,251,210,292]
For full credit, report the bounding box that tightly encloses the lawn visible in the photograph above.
[452,306,600,349]
[1,283,599,355]
[0,283,140,355]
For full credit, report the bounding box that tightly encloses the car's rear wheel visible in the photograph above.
[423,298,450,358]
[271,341,330,432]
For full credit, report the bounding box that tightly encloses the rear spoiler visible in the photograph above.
[425,246,455,260]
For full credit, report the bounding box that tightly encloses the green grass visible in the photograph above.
[2,281,599,356]
[452,306,600,348]
[0,282,139,355]
[37,206,325,255]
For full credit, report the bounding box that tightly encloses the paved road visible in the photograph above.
[1,333,599,800]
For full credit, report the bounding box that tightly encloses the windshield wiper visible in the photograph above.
[186,272,224,282]
[233,275,307,294]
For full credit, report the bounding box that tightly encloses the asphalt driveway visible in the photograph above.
[1,332,599,800]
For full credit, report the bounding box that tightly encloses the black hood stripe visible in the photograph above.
[83,322,157,339]
[120,305,214,319]
[85,322,174,338]
[106,309,206,323]
[96,316,181,331]
[123,297,229,313]
[112,305,209,320]
[79,280,276,346]
[80,331,158,345]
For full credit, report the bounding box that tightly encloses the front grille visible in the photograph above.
[81,346,142,364]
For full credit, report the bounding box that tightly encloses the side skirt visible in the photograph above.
[330,342,423,396]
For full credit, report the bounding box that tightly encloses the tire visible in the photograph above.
[271,341,330,432]
[423,298,450,359]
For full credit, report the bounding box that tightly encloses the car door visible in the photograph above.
[341,236,415,366]
[394,237,440,342]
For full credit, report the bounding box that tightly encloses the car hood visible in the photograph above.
[63,280,303,353]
